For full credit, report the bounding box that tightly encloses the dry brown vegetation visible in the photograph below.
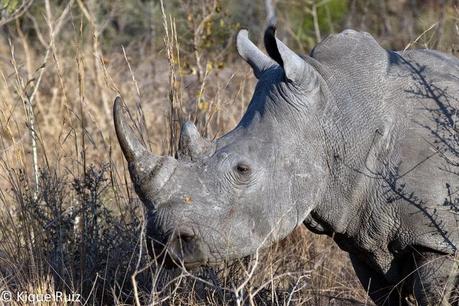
[0,0,457,305]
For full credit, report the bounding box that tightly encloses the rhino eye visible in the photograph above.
[236,163,251,175]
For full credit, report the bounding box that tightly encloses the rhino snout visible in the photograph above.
[147,225,209,269]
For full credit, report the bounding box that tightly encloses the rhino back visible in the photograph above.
[388,49,459,253]
[311,31,459,256]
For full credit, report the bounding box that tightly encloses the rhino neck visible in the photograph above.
[305,63,398,240]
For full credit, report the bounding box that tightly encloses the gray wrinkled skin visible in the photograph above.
[114,27,459,305]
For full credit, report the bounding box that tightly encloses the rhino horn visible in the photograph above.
[237,29,277,78]
[114,96,151,162]
[114,97,179,203]
[264,26,317,87]
[179,121,213,160]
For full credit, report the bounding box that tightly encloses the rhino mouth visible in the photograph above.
[155,250,211,270]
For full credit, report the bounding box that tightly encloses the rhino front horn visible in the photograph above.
[113,96,149,162]
[178,121,214,160]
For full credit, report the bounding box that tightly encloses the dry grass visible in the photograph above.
[0,0,457,305]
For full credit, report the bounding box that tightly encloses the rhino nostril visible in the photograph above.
[177,232,195,244]
[172,227,196,248]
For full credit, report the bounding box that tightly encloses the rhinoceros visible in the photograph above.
[114,26,459,305]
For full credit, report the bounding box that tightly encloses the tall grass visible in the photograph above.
[0,0,457,305]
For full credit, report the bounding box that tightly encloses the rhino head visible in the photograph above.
[114,27,330,268]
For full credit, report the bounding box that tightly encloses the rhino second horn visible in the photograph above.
[113,96,150,162]
[179,121,213,160]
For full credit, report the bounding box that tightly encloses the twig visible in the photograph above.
[403,22,438,51]
[312,1,321,43]
[0,0,34,28]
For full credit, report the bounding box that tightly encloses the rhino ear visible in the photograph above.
[178,121,214,160]
[237,29,277,79]
[264,26,317,86]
